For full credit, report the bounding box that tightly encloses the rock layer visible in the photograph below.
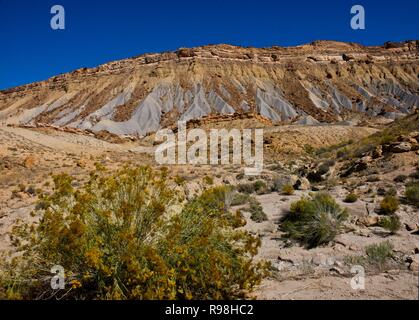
[0,41,418,136]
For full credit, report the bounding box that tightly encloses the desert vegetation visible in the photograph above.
[379,195,400,215]
[0,167,267,299]
[346,241,397,272]
[378,215,401,234]
[343,192,358,203]
[281,184,295,195]
[405,181,419,207]
[246,198,268,223]
[281,193,349,248]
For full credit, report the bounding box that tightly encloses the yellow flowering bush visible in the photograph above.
[0,166,266,299]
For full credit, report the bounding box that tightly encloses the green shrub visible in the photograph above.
[246,199,267,223]
[237,182,255,194]
[237,180,268,195]
[34,200,49,211]
[203,175,214,185]
[303,144,315,155]
[253,180,268,194]
[281,193,348,248]
[379,195,399,214]
[266,163,283,173]
[317,163,331,175]
[380,133,396,144]
[174,174,186,186]
[230,192,250,206]
[270,178,282,192]
[345,241,396,272]
[0,167,266,300]
[405,181,419,207]
[378,215,401,234]
[353,143,375,158]
[385,188,397,197]
[270,176,290,192]
[324,159,336,167]
[281,184,294,195]
[344,193,358,203]
[315,141,353,157]
[336,147,349,159]
[365,241,393,270]
[231,210,247,229]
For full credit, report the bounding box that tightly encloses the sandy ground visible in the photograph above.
[238,192,419,300]
[0,125,155,155]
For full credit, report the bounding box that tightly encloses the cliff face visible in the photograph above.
[1,40,418,136]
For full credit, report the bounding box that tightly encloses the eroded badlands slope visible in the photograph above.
[0,41,418,137]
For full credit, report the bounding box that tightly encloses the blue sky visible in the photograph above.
[0,0,418,89]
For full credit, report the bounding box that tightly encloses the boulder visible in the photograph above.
[405,222,417,232]
[408,254,419,272]
[294,177,310,190]
[349,244,359,251]
[357,215,380,227]
[342,53,355,61]
[289,174,299,186]
[408,131,419,141]
[407,138,417,144]
[312,253,328,266]
[390,142,412,153]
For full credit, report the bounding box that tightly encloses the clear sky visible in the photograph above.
[0,0,418,90]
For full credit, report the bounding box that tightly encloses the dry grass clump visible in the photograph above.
[237,180,268,195]
[405,181,419,208]
[230,192,250,206]
[365,241,394,270]
[281,193,348,248]
[346,241,396,272]
[245,198,268,223]
[281,184,294,195]
[379,195,399,215]
[344,192,358,203]
[378,215,401,234]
